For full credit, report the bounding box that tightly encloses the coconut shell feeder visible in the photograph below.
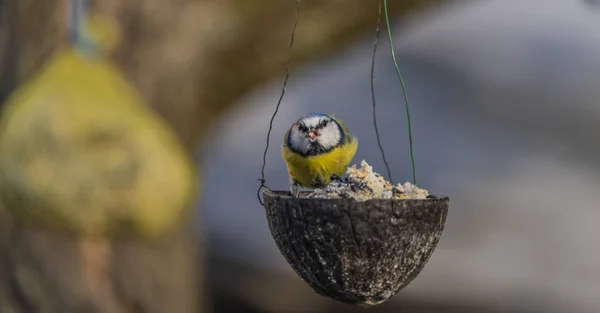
[256,0,449,307]
[264,191,448,306]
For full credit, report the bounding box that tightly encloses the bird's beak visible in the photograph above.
[307,129,319,141]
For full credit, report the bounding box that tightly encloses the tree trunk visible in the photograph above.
[0,0,444,312]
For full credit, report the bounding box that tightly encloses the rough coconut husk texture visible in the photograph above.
[307,160,428,201]
[263,189,448,306]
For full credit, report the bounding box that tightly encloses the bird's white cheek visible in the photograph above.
[318,127,340,149]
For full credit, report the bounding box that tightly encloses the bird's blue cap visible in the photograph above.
[303,112,328,118]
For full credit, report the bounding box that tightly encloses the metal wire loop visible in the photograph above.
[256,179,270,206]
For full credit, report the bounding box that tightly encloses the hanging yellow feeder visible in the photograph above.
[0,2,196,239]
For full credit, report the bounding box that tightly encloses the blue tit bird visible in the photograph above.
[282,112,358,197]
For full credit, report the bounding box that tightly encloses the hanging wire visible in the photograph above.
[68,0,84,45]
[257,0,302,205]
[68,0,99,57]
[383,0,418,186]
[371,0,394,188]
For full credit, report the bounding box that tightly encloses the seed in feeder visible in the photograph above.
[306,160,428,201]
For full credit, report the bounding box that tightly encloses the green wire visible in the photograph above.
[383,0,417,186]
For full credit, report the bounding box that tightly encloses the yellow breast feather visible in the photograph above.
[282,137,358,188]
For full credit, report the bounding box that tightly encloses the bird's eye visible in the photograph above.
[298,124,307,132]
[320,120,328,128]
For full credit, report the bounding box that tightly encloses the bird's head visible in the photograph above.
[287,113,344,156]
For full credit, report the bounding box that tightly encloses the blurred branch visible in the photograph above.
[0,1,445,313]
[1,0,444,145]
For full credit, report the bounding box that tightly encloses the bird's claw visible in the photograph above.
[330,174,343,183]
[290,183,300,198]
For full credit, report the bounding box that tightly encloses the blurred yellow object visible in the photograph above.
[0,18,197,238]
[82,15,121,54]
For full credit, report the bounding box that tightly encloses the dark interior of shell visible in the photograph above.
[263,190,449,306]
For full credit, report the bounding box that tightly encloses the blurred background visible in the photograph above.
[199,1,600,313]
